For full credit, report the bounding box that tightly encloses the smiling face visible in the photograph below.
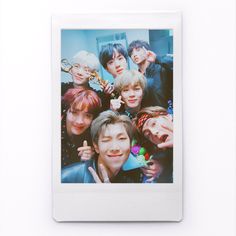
[121,82,143,109]
[142,115,173,146]
[66,108,93,136]
[130,47,147,65]
[94,123,131,177]
[106,50,128,78]
[70,63,92,86]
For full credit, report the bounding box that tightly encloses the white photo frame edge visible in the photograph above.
[52,12,182,222]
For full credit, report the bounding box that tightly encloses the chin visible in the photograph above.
[71,128,84,136]
[128,103,138,108]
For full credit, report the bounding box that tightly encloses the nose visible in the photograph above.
[114,59,121,68]
[77,67,84,74]
[74,115,84,125]
[150,126,159,137]
[128,89,135,97]
[109,140,120,152]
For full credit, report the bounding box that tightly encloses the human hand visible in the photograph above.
[88,164,111,183]
[141,159,162,182]
[110,96,124,111]
[142,47,156,63]
[77,140,94,161]
[101,80,114,95]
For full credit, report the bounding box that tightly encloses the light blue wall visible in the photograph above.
[61,29,173,83]
[61,30,88,83]
[61,29,149,83]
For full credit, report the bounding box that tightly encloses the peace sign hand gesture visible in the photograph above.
[110,96,125,111]
[88,164,111,183]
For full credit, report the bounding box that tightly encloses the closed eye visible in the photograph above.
[119,137,127,140]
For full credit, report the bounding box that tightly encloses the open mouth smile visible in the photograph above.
[160,134,168,143]
[116,68,123,74]
[107,154,123,158]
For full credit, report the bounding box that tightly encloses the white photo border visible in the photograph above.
[52,12,182,222]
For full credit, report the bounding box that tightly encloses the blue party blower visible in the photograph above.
[122,153,147,171]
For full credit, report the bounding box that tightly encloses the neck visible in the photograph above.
[97,158,120,181]
[125,105,141,115]
[73,83,89,89]
[138,60,150,74]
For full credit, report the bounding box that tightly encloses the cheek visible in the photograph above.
[121,140,131,153]
[84,118,92,127]
[66,113,73,123]
[121,60,127,68]
[107,64,114,73]
[137,90,143,98]
[97,142,108,155]
[121,92,128,100]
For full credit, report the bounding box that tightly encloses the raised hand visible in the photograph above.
[101,80,115,95]
[142,46,156,63]
[110,96,125,111]
[77,140,95,161]
[141,159,163,182]
[88,164,111,183]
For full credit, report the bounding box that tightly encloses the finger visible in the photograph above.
[81,155,91,161]
[108,87,114,94]
[77,146,92,151]
[88,167,102,183]
[144,173,154,177]
[99,164,110,183]
[141,168,148,175]
[143,169,156,175]
[146,177,155,182]
[118,96,125,104]
[157,140,173,149]
[83,140,88,147]
[142,46,148,53]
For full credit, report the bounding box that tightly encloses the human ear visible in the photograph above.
[93,142,99,154]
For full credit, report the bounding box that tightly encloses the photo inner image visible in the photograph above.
[61,29,173,184]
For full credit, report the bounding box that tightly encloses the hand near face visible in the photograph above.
[157,123,173,149]
[141,159,162,182]
[101,80,115,95]
[110,96,125,111]
[142,47,156,63]
[77,140,95,161]
[88,164,111,183]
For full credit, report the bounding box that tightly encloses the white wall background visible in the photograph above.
[0,0,235,235]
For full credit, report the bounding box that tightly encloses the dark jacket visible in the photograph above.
[151,148,173,183]
[142,55,173,109]
[61,158,142,183]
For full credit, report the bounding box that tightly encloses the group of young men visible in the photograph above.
[61,39,173,184]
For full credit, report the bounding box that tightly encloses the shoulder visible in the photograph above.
[61,160,95,183]
[61,82,74,95]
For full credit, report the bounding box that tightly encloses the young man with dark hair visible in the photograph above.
[128,40,173,109]
[99,43,128,79]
